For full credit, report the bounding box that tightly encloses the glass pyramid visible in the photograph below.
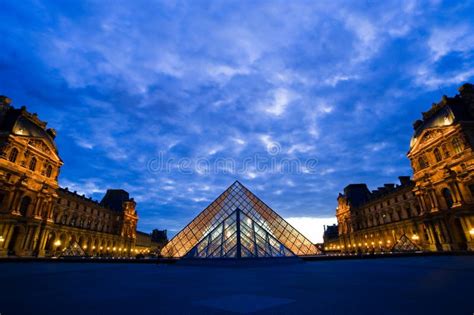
[161,181,320,258]
[391,234,420,252]
[60,241,86,257]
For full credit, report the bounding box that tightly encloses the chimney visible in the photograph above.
[398,176,411,186]
[459,83,474,105]
[46,128,57,139]
[0,95,12,107]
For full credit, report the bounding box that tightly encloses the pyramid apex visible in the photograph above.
[229,180,244,189]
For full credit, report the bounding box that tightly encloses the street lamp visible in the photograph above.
[412,234,420,241]
[470,228,474,236]
[0,235,4,243]
[54,240,61,247]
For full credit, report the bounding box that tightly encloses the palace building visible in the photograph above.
[331,83,474,253]
[0,96,139,257]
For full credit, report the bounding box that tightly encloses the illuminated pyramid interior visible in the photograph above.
[161,181,320,258]
[392,234,420,252]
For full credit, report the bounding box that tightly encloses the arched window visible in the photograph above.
[442,188,454,208]
[418,156,429,169]
[434,148,442,162]
[452,137,463,154]
[9,148,19,163]
[46,165,53,178]
[19,196,32,216]
[29,157,37,171]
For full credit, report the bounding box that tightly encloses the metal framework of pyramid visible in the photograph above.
[391,234,420,252]
[161,181,320,258]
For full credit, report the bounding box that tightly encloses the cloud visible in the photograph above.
[427,25,474,62]
[1,0,473,236]
[286,217,338,243]
[263,88,296,117]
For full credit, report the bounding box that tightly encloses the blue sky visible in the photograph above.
[1,0,474,242]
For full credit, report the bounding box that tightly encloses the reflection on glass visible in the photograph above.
[161,181,320,258]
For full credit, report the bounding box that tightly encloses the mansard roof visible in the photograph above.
[341,176,414,209]
[0,96,58,153]
[410,83,474,149]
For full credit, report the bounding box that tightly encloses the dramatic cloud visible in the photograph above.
[1,0,474,242]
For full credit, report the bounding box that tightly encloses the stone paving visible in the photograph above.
[0,256,472,314]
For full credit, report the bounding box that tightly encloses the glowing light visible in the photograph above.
[107,247,110,251]
[411,234,420,241]
[54,240,61,247]
[83,245,88,249]
[113,247,116,251]
[92,246,96,250]
[100,246,103,250]
[470,228,474,236]
[0,236,4,243]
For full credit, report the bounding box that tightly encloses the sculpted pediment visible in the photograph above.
[409,126,449,154]
[28,139,52,153]
[27,138,60,161]
[420,129,443,144]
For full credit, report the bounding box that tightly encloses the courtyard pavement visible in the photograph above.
[0,256,472,314]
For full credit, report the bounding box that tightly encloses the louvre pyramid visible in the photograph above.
[161,181,320,258]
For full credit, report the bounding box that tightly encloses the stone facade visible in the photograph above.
[135,229,168,255]
[330,83,474,252]
[0,96,138,257]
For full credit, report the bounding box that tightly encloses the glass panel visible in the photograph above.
[162,181,320,258]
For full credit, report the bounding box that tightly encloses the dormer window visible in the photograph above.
[29,157,37,171]
[9,148,19,163]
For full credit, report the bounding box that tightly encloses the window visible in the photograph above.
[452,137,463,154]
[442,188,454,208]
[418,156,429,169]
[442,144,450,158]
[19,196,32,216]
[434,148,442,162]
[9,148,19,163]
[46,165,53,178]
[29,157,37,171]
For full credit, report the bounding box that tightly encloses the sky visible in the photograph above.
[1,0,474,243]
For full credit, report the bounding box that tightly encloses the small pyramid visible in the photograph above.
[60,241,86,257]
[391,234,420,252]
[161,181,320,258]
